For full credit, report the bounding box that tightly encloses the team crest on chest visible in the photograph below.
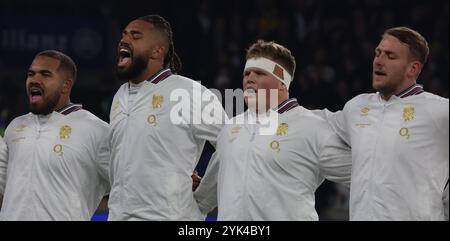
[59,125,72,140]
[402,105,414,121]
[276,123,289,136]
[152,93,164,109]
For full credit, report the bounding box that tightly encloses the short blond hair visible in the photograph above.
[383,26,429,64]
[246,40,296,76]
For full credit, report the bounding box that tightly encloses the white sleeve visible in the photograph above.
[318,132,352,187]
[194,128,226,216]
[191,88,227,148]
[312,108,350,146]
[0,135,7,195]
[426,97,449,138]
[194,150,221,216]
[95,127,111,193]
[444,182,449,221]
[427,98,449,220]
[310,109,332,120]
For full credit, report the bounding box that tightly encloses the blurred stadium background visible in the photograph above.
[0,0,448,221]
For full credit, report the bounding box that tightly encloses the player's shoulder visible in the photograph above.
[112,82,129,99]
[347,93,375,106]
[416,92,449,121]
[167,74,193,85]
[227,112,246,125]
[4,113,34,139]
[418,92,449,105]
[168,74,192,82]
[68,109,109,130]
[9,112,33,122]
[168,74,210,91]
[339,93,376,113]
[285,105,324,121]
[7,113,34,128]
[290,106,333,131]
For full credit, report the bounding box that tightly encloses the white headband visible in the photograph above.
[244,57,293,90]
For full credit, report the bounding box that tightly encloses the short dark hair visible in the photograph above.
[246,40,296,76]
[383,26,429,64]
[138,14,182,73]
[35,50,77,82]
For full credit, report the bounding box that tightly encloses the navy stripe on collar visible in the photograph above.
[147,68,172,84]
[56,103,83,115]
[273,98,299,114]
[396,84,424,98]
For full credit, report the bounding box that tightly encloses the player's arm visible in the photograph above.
[444,181,449,221]
[190,87,228,148]
[93,123,111,194]
[193,125,228,216]
[0,135,8,196]
[318,131,352,187]
[312,109,350,146]
[427,98,449,220]
[194,148,221,216]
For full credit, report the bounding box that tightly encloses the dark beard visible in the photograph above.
[116,55,149,81]
[29,92,60,115]
[373,80,397,96]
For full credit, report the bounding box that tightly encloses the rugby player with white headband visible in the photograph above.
[243,55,293,114]
[195,40,352,220]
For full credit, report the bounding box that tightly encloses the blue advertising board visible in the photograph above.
[0,16,110,69]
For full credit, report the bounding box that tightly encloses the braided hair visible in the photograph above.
[138,15,182,73]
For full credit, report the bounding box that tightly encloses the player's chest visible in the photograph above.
[110,89,176,129]
[8,123,87,167]
[223,123,302,167]
[348,102,431,142]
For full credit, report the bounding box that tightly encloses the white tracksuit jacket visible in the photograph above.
[195,98,352,220]
[108,68,226,220]
[318,85,449,220]
[0,135,6,194]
